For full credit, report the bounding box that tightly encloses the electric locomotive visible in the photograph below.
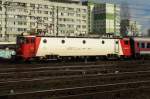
[15,34,132,61]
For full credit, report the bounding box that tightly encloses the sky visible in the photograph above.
[81,0,150,35]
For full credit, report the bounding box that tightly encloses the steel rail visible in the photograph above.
[1,80,150,99]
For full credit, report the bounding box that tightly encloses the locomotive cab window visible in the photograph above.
[26,38,30,43]
[17,37,27,44]
[124,41,129,45]
[31,38,35,43]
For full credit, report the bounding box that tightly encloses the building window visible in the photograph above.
[0,34,2,37]
[77,8,81,12]
[30,22,35,26]
[49,11,53,15]
[82,9,87,13]
[30,4,35,8]
[37,10,42,14]
[44,11,48,14]
[18,28,26,32]
[44,17,48,20]
[0,27,2,31]
[77,14,80,17]
[82,25,86,29]
[17,15,26,19]
[17,2,26,7]
[82,15,86,19]
[44,5,48,9]
[18,21,27,25]
[0,7,2,11]
[68,8,74,11]
[38,4,42,8]
[60,12,64,16]
[30,10,35,14]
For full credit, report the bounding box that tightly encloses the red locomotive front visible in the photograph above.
[16,36,36,60]
[120,38,132,57]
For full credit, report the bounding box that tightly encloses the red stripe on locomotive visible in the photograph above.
[120,39,132,56]
[35,37,41,55]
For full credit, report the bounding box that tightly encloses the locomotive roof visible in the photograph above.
[19,35,125,39]
[18,35,150,40]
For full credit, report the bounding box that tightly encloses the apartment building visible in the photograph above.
[84,1,121,36]
[0,0,88,41]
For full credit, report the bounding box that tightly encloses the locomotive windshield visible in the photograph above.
[17,37,27,44]
[17,36,35,44]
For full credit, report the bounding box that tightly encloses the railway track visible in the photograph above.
[1,80,150,99]
[0,62,149,73]
[0,64,114,73]
[1,70,150,95]
[0,59,149,68]
[0,60,149,99]
[0,63,150,81]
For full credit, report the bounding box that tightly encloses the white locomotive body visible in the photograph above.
[37,37,123,56]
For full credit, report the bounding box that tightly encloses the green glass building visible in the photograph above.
[85,1,121,36]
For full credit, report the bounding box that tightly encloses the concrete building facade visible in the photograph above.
[0,0,88,41]
[85,1,120,36]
